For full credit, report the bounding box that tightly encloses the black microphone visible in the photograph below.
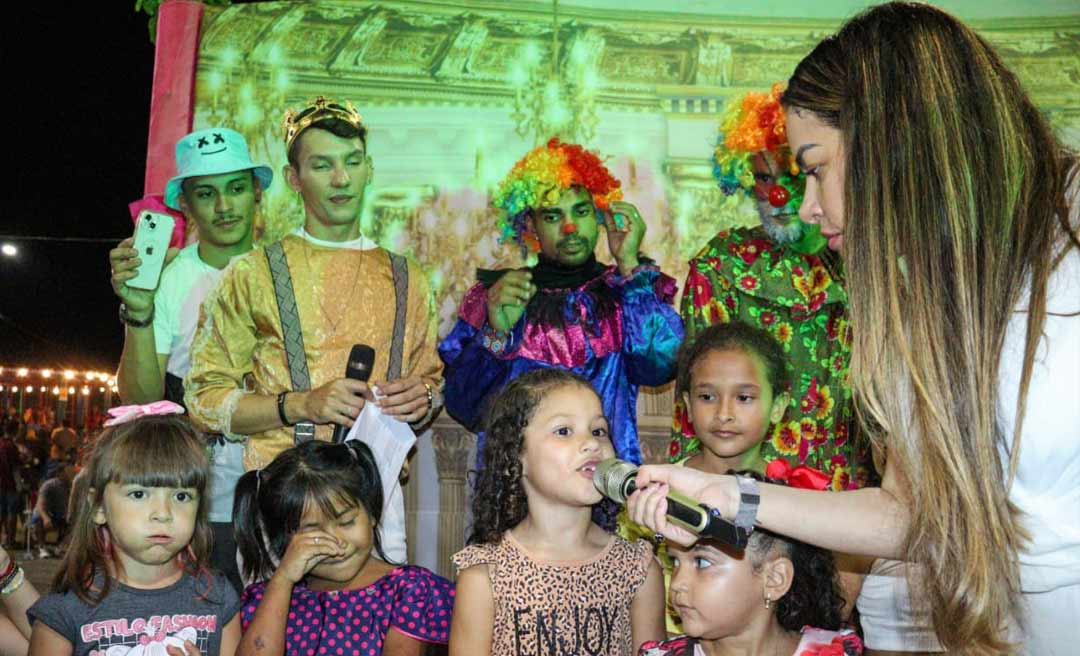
[332,344,376,444]
[593,458,751,548]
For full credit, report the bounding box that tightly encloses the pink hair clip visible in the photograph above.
[104,400,185,427]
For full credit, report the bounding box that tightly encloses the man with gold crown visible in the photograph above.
[185,98,443,562]
[439,138,684,465]
[669,84,864,490]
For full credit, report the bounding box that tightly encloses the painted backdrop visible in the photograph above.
[190,1,1079,344]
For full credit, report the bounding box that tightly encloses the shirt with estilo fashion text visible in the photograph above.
[453,532,654,656]
[27,571,240,656]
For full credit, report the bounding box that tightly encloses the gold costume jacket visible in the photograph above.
[185,234,443,470]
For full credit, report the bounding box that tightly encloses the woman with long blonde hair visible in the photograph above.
[628,3,1078,653]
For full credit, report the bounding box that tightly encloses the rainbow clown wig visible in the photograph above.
[494,138,622,254]
[714,83,803,198]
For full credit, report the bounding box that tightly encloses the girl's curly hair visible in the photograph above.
[468,368,616,544]
[738,470,845,631]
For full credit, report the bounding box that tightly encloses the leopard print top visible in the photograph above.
[453,531,653,656]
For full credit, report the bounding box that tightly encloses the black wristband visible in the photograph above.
[277,391,293,427]
[119,303,153,328]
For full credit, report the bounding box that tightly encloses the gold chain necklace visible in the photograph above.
[300,238,364,336]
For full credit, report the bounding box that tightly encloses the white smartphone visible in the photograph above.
[127,210,175,290]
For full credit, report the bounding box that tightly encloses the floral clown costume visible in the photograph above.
[670,85,867,489]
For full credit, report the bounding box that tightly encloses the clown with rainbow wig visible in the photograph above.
[670,84,866,491]
[439,138,684,464]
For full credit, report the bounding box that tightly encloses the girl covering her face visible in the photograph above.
[233,440,453,656]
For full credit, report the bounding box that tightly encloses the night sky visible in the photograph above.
[2,5,156,370]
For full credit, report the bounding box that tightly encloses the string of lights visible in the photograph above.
[0,366,117,395]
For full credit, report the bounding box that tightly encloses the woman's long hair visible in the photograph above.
[782,3,1078,651]
[55,415,213,604]
[233,440,388,582]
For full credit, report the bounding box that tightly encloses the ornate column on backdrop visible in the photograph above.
[429,419,475,578]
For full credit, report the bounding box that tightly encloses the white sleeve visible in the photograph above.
[153,271,178,357]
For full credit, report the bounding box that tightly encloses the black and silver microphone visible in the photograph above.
[593,458,751,548]
[332,344,376,444]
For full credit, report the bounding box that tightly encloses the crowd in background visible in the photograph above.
[0,408,98,559]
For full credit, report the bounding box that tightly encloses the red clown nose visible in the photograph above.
[561,222,578,235]
[768,185,791,208]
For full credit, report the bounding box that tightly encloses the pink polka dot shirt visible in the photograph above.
[240,565,454,655]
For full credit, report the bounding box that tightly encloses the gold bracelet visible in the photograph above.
[407,382,436,428]
[422,381,434,410]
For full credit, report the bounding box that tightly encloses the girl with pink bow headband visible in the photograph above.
[27,403,243,655]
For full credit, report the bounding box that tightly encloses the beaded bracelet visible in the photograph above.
[0,558,15,582]
[0,565,23,595]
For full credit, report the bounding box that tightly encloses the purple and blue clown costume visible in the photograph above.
[439,256,683,463]
[440,140,683,463]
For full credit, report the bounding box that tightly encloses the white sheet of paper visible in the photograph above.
[345,402,416,563]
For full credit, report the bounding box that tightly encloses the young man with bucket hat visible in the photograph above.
[109,126,272,592]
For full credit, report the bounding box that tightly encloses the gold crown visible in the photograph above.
[282,96,365,151]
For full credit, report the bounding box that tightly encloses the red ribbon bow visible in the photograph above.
[765,459,832,491]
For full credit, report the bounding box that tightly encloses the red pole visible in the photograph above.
[144,0,205,198]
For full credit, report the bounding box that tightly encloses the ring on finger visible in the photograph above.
[314,536,320,544]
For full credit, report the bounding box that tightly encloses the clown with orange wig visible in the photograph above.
[670,85,865,492]
[439,138,683,464]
